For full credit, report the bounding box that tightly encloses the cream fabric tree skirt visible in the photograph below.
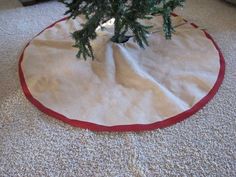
[19,15,225,131]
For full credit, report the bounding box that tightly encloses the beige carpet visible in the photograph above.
[0,0,235,176]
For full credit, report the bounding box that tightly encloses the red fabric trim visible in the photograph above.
[18,14,225,132]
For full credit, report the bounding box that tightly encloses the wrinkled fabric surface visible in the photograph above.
[21,15,220,126]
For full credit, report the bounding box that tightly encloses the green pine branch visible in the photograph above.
[60,0,185,60]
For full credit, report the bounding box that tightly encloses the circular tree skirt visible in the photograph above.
[19,15,225,132]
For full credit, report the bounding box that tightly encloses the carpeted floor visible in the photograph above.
[0,0,235,176]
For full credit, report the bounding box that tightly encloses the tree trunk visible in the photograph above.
[111,17,129,43]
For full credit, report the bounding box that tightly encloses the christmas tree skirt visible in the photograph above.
[19,15,225,131]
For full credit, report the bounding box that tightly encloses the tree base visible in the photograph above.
[111,35,131,44]
[19,0,49,6]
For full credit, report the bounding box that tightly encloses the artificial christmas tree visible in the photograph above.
[60,0,184,59]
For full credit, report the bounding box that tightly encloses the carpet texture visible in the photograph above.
[0,0,235,176]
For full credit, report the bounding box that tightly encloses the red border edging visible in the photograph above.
[18,15,225,132]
